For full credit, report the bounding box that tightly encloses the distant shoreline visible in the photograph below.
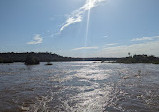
[0,52,159,64]
[115,54,159,64]
[0,52,119,64]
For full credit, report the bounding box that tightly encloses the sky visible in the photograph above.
[0,0,159,57]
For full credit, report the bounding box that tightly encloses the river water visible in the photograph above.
[0,62,159,112]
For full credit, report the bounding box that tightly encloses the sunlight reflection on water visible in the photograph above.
[0,62,159,112]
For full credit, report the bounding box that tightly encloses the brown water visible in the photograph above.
[0,62,159,112]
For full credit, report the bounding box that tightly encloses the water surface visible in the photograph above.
[0,62,159,112]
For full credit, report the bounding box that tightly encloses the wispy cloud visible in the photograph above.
[72,46,99,51]
[60,0,105,32]
[98,41,159,57]
[27,34,43,45]
[106,43,118,46]
[131,35,159,41]
[104,35,108,38]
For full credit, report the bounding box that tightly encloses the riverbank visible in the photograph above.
[116,54,159,64]
[0,52,119,63]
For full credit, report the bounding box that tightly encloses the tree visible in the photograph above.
[25,55,40,65]
[0,57,3,63]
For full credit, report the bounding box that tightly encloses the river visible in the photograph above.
[0,62,159,112]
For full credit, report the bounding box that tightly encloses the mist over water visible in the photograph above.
[0,62,159,112]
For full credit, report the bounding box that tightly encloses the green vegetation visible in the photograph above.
[116,54,159,64]
[0,52,71,63]
[1,52,158,64]
[0,57,3,63]
[0,57,14,63]
[25,55,40,65]
[0,52,119,63]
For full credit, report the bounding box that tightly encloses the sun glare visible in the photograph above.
[85,0,91,47]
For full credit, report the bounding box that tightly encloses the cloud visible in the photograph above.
[104,35,108,38]
[131,35,159,41]
[98,41,159,57]
[60,0,105,32]
[106,43,118,46]
[72,46,99,51]
[27,34,43,45]
[70,35,159,57]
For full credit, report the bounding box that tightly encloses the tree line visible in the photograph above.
[1,52,158,64]
[0,52,119,64]
[116,54,159,64]
[0,52,71,63]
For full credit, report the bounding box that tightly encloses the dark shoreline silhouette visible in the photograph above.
[24,55,40,65]
[116,54,159,64]
[0,52,159,64]
[0,52,118,64]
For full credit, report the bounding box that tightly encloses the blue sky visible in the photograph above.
[0,0,159,57]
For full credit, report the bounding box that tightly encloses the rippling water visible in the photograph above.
[0,62,159,112]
